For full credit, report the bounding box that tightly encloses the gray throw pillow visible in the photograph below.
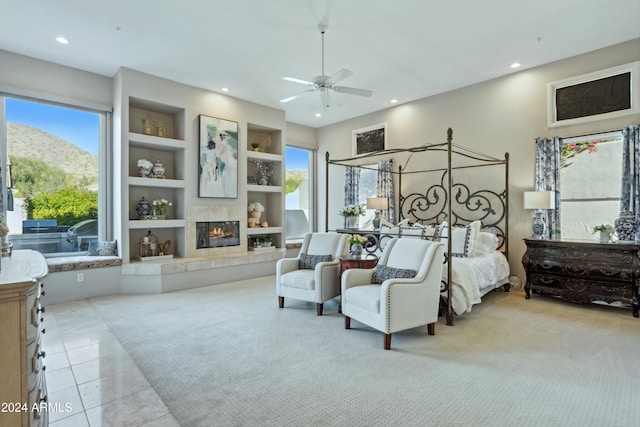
[298,253,333,270]
[372,265,417,284]
[88,240,118,256]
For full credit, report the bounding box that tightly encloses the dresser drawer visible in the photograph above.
[27,338,46,392]
[26,285,45,343]
[528,273,635,304]
[528,258,635,283]
[29,374,48,426]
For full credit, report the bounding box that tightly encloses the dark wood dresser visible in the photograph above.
[522,238,639,317]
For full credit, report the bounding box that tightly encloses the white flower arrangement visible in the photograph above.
[137,159,153,169]
[152,198,172,211]
[339,204,365,217]
[248,202,265,213]
[348,234,368,245]
[253,160,274,177]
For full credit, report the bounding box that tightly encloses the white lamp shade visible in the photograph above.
[367,197,389,210]
[523,191,555,210]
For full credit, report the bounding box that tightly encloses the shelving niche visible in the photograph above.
[247,124,284,251]
[125,98,186,263]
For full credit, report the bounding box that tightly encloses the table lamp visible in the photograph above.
[523,191,555,239]
[367,197,389,230]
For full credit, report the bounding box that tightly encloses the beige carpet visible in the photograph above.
[89,276,640,427]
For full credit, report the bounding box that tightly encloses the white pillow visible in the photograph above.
[472,231,499,257]
[439,220,480,257]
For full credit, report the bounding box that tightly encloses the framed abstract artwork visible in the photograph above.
[353,123,386,156]
[547,61,640,127]
[198,115,239,198]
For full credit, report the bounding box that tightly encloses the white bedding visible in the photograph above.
[442,250,510,315]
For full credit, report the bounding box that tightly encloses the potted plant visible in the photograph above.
[348,234,368,256]
[251,142,261,152]
[592,224,614,243]
[339,204,365,228]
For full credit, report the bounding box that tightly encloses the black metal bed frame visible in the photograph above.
[325,128,510,325]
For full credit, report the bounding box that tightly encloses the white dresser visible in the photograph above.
[0,250,49,426]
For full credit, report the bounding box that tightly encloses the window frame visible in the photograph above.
[1,93,112,257]
[284,144,316,241]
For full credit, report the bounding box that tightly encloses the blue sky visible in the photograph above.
[285,146,309,170]
[6,98,99,155]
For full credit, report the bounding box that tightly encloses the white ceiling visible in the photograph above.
[1,0,639,128]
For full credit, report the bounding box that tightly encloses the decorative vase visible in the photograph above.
[150,159,166,178]
[249,211,262,224]
[350,243,363,257]
[598,231,611,243]
[138,159,153,178]
[136,196,152,218]
[258,175,269,185]
[345,216,358,229]
[614,210,637,242]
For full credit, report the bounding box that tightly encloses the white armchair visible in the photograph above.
[341,238,445,349]
[276,232,349,315]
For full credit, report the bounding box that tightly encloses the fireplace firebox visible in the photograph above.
[196,221,240,249]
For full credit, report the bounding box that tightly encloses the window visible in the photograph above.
[2,96,109,256]
[357,164,378,228]
[285,146,314,241]
[559,131,623,239]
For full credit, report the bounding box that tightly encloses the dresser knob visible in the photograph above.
[41,328,46,334]
[39,395,47,403]
[41,290,46,296]
[37,306,46,314]
[38,350,46,359]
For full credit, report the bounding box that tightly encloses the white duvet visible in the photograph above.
[441,251,510,314]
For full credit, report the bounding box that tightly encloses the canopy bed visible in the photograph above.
[325,128,510,325]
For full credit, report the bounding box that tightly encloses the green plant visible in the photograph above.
[27,186,97,226]
[592,224,614,234]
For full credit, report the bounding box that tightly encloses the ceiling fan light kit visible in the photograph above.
[280,25,373,108]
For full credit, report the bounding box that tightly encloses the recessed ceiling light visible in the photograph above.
[510,62,521,69]
[315,113,322,117]
[56,36,69,44]
[390,99,398,104]
[221,87,229,92]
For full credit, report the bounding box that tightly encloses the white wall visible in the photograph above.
[317,39,640,280]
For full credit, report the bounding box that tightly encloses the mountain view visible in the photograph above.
[7,122,98,178]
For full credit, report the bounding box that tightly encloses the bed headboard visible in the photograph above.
[399,170,508,251]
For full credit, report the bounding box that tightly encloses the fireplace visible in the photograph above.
[196,221,240,248]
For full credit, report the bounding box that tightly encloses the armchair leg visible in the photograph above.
[316,303,323,316]
[428,322,435,335]
[278,296,284,308]
[345,316,351,329]
[384,333,392,350]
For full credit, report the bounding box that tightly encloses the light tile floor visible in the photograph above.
[43,300,181,427]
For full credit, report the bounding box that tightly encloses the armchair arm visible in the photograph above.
[341,268,375,292]
[276,257,300,277]
[315,260,340,301]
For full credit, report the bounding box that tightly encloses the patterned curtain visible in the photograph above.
[377,160,395,223]
[344,166,360,206]
[619,124,640,238]
[534,137,561,238]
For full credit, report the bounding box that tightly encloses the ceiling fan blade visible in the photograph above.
[325,68,353,86]
[282,76,315,86]
[320,89,330,109]
[333,86,373,97]
[280,89,316,103]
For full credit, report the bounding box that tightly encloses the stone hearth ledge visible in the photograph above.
[46,256,122,273]
[121,248,286,275]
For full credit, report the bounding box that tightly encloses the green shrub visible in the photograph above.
[26,186,97,226]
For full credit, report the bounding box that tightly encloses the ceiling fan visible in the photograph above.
[280,25,373,108]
